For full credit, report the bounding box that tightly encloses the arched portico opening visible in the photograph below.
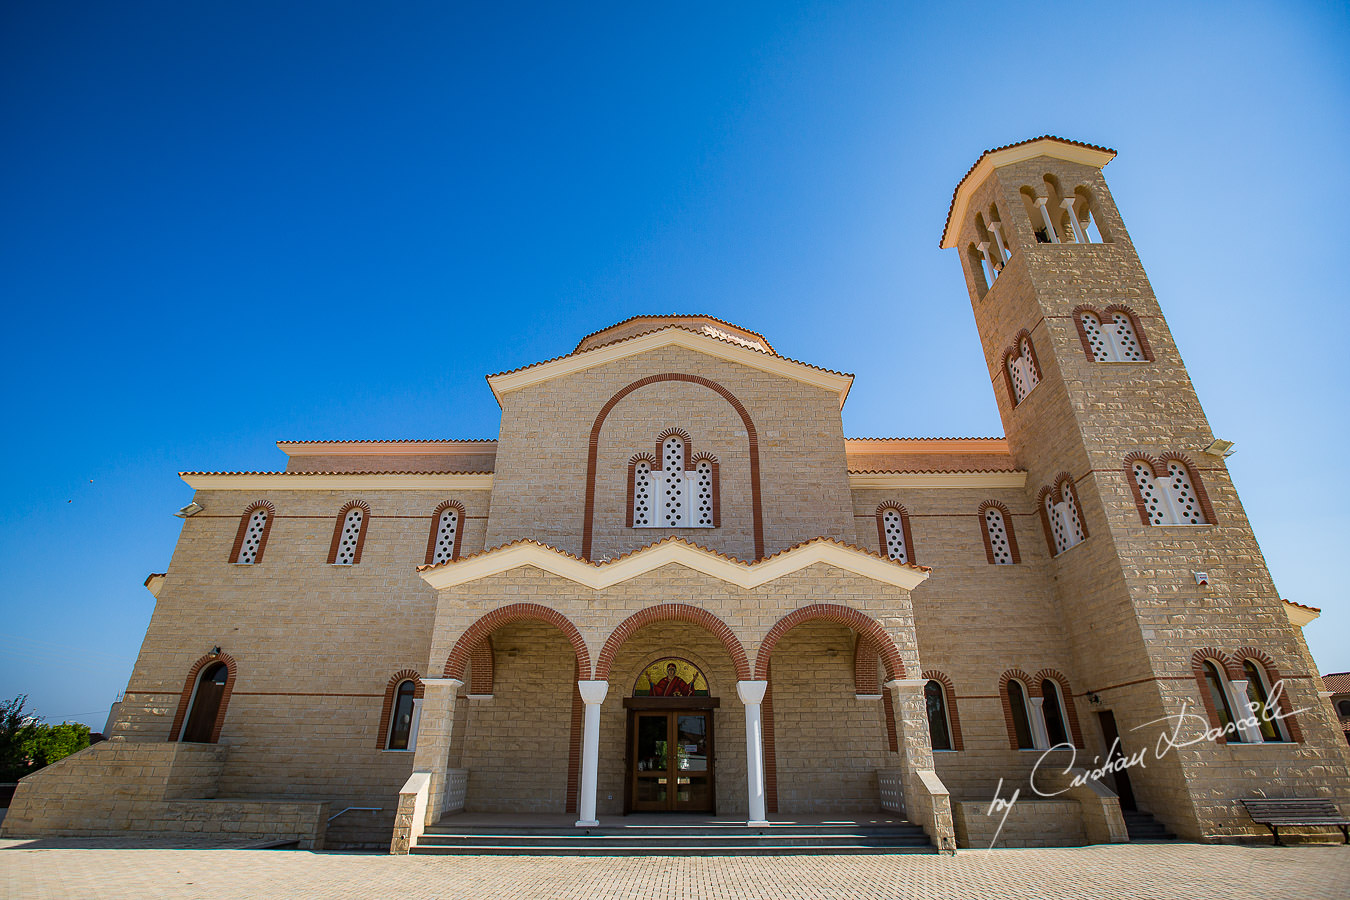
[754,604,908,814]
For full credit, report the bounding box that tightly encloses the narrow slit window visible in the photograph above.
[431,506,459,564]
[631,433,717,528]
[334,507,363,565]
[984,506,1014,564]
[236,508,268,564]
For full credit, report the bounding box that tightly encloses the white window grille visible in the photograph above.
[1080,311,1145,362]
[633,461,654,526]
[694,461,714,526]
[1046,486,1086,555]
[984,507,1013,565]
[1133,461,1207,525]
[632,436,715,528]
[236,508,267,564]
[1007,338,1040,403]
[881,508,908,563]
[431,507,459,564]
[334,507,363,565]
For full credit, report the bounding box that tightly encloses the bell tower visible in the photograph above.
[941,137,1350,840]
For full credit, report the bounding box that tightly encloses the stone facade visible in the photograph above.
[4,137,1348,852]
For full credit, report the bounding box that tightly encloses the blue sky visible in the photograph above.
[2,1,1347,728]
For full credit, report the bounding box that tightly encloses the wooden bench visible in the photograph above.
[1240,798,1350,846]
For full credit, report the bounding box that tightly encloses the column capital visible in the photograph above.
[577,680,609,705]
[420,678,465,689]
[736,680,768,705]
[1060,196,1077,208]
[885,678,927,691]
[1034,196,1049,207]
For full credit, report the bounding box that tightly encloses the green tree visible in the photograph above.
[24,721,91,768]
[0,695,40,782]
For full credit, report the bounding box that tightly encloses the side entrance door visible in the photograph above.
[628,710,714,813]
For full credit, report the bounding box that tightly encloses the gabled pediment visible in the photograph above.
[486,326,854,407]
[418,535,929,591]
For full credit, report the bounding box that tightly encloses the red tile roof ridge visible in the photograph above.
[1282,598,1322,612]
[179,470,492,477]
[846,436,1007,443]
[417,534,929,574]
[847,467,1024,475]
[941,135,1116,247]
[276,438,497,444]
[485,323,852,382]
[573,314,776,354]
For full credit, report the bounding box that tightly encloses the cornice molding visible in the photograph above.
[487,327,854,407]
[277,440,496,457]
[1283,600,1320,628]
[848,471,1027,489]
[180,473,494,491]
[419,537,929,592]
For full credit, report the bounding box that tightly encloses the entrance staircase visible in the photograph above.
[412,813,934,855]
[1122,810,1177,842]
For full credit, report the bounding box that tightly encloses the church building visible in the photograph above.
[5,136,1348,851]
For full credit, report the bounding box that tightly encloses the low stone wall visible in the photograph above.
[0,741,327,849]
[953,799,1086,849]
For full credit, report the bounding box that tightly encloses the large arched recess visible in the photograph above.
[581,373,764,560]
[595,604,751,681]
[754,603,907,681]
[444,603,591,680]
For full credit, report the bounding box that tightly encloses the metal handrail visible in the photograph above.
[327,806,382,823]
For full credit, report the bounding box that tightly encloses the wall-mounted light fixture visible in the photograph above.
[1087,692,1101,706]
[1201,439,1236,458]
[1193,571,1209,587]
[209,645,221,656]
[175,502,204,518]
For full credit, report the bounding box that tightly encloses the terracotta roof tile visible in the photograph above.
[1322,672,1350,694]
[940,135,1116,247]
[847,468,1025,475]
[179,470,489,477]
[276,438,496,445]
[573,314,776,354]
[1283,598,1321,613]
[418,534,929,574]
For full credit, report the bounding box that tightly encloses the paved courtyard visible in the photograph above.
[1,839,1348,900]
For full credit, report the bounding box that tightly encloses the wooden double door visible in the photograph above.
[626,708,715,813]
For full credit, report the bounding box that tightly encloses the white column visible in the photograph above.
[1034,197,1060,242]
[977,241,996,283]
[737,680,770,826]
[1226,679,1263,743]
[1028,696,1050,750]
[574,680,609,827]
[1061,197,1088,243]
[989,221,1011,261]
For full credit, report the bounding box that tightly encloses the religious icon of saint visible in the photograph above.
[651,662,693,697]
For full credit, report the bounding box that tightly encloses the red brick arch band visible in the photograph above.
[594,604,751,681]
[754,604,906,681]
[581,373,763,561]
[444,603,592,680]
[169,652,238,743]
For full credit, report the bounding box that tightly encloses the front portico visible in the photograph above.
[390,537,954,853]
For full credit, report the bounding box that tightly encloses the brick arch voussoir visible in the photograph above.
[375,670,425,749]
[1031,668,1085,748]
[998,668,1035,750]
[921,669,964,751]
[445,603,591,680]
[169,652,238,743]
[754,604,905,682]
[582,373,763,560]
[596,604,750,681]
[1192,647,1239,679]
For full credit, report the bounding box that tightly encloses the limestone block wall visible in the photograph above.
[953,799,1085,849]
[486,344,858,561]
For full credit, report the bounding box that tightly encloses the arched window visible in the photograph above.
[1040,475,1088,556]
[967,242,991,297]
[1073,186,1111,243]
[1200,659,1242,742]
[875,504,915,564]
[1003,333,1041,405]
[1338,699,1350,717]
[987,203,1012,263]
[1128,456,1211,525]
[1021,186,1056,244]
[1075,306,1148,362]
[229,501,274,564]
[327,501,370,565]
[1041,679,1070,747]
[1241,659,1287,742]
[630,432,718,528]
[1006,679,1035,749]
[386,680,419,750]
[979,501,1020,565]
[925,679,953,751]
[425,501,464,565]
[974,213,1002,285]
[179,660,231,743]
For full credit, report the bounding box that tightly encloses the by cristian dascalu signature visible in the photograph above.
[982,680,1310,849]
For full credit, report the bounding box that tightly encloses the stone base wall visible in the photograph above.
[953,799,1086,849]
[0,741,328,849]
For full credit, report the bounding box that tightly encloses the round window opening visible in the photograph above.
[633,657,709,697]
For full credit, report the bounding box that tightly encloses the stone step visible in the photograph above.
[410,843,936,856]
[1122,811,1177,841]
